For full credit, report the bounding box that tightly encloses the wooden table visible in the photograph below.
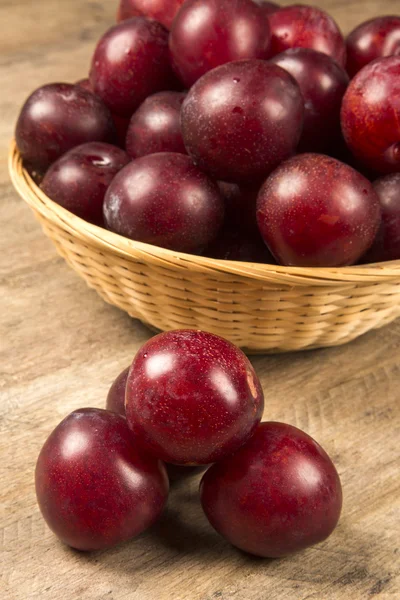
[1,1,399,598]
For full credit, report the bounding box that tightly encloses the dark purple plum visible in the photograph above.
[169,0,271,88]
[35,408,169,551]
[125,330,264,465]
[217,182,260,233]
[106,366,130,415]
[181,60,304,183]
[363,174,400,263]
[76,78,131,148]
[205,226,275,264]
[341,56,400,174]
[15,83,116,170]
[117,0,185,29]
[268,5,346,67]
[269,48,349,152]
[90,18,176,117]
[257,153,381,267]
[104,152,225,252]
[41,143,130,225]
[126,91,187,158]
[200,422,342,557]
[346,16,400,77]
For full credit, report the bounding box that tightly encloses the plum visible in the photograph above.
[117,0,185,29]
[15,83,115,170]
[341,56,400,174]
[126,91,187,158]
[90,18,176,117]
[104,152,224,252]
[169,0,271,88]
[256,153,381,267]
[363,174,400,263]
[268,4,346,66]
[269,48,349,152]
[35,408,169,551]
[106,366,130,415]
[125,330,264,465]
[346,16,400,77]
[181,60,304,183]
[41,142,130,225]
[200,422,342,557]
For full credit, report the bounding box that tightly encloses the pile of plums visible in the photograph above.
[15,1,400,266]
[35,329,343,556]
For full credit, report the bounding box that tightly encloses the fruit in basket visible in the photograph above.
[341,56,400,174]
[169,0,271,88]
[268,5,346,67]
[126,91,187,158]
[254,0,279,17]
[217,181,261,233]
[35,408,169,551]
[106,366,130,415]
[256,154,381,267]
[76,79,130,148]
[103,152,224,252]
[205,226,275,263]
[90,18,176,118]
[125,330,264,465]
[15,84,116,170]
[346,16,400,77]
[362,174,400,263]
[181,60,304,183]
[200,422,342,557]
[117,0,185,29]
[269,48,349,152]
[41,143,130,225]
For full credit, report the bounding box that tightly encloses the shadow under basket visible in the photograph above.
[9,140,400,354]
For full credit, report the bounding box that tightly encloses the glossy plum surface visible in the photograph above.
[363,174,400,263]
[181,60,304,183]
[200,422,342,558]
[15,83,116,170]
[35,408,169,551]
[41,143,130,225]
[76,78,131,148]
[104,153,224,252]
[269,48,349,152]
[341,56,400,174]
[346,16,400,77]
[117,0,185,29]
[169,0,271,88]
[90,18,176,117]
[106,367,130,415]
[125,330,264,465]
[257,154,381,267]
[126,91,187,158]
[254,0,280,17]
[268,5,346,67]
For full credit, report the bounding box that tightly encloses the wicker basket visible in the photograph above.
[9,140,400,353]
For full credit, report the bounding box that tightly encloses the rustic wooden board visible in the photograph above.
[1,1,399,599]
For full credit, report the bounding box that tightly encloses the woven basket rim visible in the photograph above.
[9,139,400,286]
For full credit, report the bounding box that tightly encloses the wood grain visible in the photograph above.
[1,1,399,599]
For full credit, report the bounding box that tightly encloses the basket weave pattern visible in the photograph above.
[9,140,400,353]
